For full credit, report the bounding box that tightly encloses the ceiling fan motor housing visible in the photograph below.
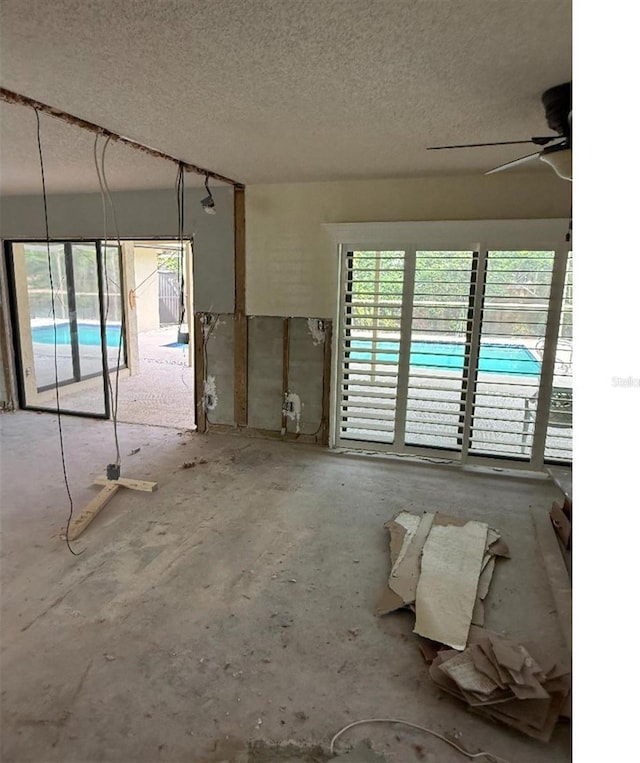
[541,82,571,144]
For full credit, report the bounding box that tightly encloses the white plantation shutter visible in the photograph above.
[334,232,571,467]
[469,251,554,459]
[404,251,475,449]
[338,250,405,444]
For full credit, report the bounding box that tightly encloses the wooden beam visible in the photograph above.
[194,312,207,433]
[0,87,243,188]
[281,318,290,434]
[93,476,157,492]
[234,187,247,315]
[233,187,248,426]
[321,320,333,446]
[68,483,121,540]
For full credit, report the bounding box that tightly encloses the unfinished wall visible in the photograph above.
[200,313,329,440]
[245,172,572,318]
[246,316,326,436]
[202,315,235,427]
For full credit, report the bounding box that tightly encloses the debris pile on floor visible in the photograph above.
[375,511,508,639]
[375,511,571,742]
[429,627,571,741]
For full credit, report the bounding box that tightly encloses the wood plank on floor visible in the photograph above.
[68,483,121,540]
[93,476,157,492]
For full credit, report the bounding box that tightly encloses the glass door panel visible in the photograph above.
[8,241,110,417]
[404,251,474,449]
[102,244,126,373]
[544,251,572,462]
[337,250,405,445]
[469,251,554,459]
[22,242,75,390]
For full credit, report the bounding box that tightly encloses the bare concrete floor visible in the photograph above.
[0,411,570,763]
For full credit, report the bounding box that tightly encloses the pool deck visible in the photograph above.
[28,327,195,429]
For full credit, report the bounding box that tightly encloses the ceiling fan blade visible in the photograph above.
[426,136,561,151]
[426,139,537,150]
[484,151,542,175]
[531,135,563,146]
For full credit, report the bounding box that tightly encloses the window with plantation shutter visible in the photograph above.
[331,221,572,469]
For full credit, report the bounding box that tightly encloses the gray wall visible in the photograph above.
[246,316,326,436]
[0,186,235,312]
[0,186,235,405]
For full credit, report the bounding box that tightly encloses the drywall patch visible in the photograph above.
[204,375,218,411]
[283,391,303,433]
[307,318,326,346]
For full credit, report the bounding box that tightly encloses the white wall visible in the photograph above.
[246,172,572,318]
[132,246,160,333]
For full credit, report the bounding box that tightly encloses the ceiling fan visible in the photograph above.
[426,82,572,180]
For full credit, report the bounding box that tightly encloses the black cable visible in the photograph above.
[100,140,125,467]
[94,136,122,467]
[34,108,84,556]
[175,163,186,333]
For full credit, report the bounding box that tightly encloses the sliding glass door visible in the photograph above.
[6,241,125,417]
[335,241,572,467]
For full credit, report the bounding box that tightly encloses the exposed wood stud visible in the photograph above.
[0,87,243,188]
[281,318,290,434]
[321,321,333,446]
[233,187,248,426]
[233,187,247,315]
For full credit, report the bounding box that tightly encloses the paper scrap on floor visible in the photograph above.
[427,626,571,742]
[376,510,508,649]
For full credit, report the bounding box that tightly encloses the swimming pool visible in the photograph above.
[32,322,122,348]
[348,340,540,376]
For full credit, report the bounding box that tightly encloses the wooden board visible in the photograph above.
[68,483,120,540]
[531,507,572,653]
[233,186,248,427]
[414,521,488,650]
[93,476,157,492]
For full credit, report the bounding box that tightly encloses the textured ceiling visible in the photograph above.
[0,0,571,193]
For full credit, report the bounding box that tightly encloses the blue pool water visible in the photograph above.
[32,322,122,348]
[348,340,540,376]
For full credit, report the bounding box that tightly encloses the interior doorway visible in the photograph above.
[5,238,195,429]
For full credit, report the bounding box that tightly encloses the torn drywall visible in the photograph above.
[307,318,326,346]
[204,375,218,411]
[283,391,302,433]
[203,315,235,426]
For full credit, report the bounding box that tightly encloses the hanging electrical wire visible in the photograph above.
[34,107,83,556]
[175,162,187,343]
[93,134,124,476]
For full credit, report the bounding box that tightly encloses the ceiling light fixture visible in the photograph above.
[539,146,572,181]
[201,176,216,214]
